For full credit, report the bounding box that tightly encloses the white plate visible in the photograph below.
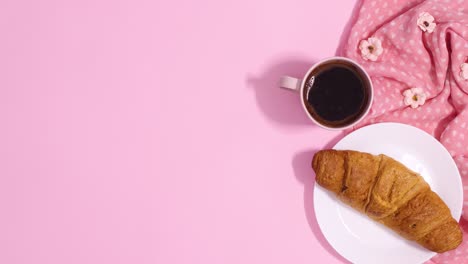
[313,123,463,264]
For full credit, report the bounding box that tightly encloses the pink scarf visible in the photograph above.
[342,0,468,262]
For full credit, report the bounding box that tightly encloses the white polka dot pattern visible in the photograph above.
[342,0,468,262]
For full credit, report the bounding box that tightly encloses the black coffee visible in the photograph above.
[303,62,369,127]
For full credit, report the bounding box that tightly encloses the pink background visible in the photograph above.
[1,0,358,263]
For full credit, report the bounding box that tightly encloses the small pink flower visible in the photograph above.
[460,63,468,80]
[359,37,383,61]
[417,12,436,33]
[403,88,427,109]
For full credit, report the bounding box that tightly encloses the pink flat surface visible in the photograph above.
[1,0,358,263]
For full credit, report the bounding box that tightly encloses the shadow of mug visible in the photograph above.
[246,57,318,126]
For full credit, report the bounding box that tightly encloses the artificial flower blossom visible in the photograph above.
[403,88,427,109]
[359,37,383,61]
[417,12,436,33]
[460,63,468,80]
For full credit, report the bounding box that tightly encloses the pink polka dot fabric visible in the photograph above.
[342,0,468,262]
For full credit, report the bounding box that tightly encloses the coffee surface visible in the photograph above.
[304,63,367,127]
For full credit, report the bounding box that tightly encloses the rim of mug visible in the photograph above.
[299,56,374,131]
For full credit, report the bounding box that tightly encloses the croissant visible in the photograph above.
[312,149,462,253]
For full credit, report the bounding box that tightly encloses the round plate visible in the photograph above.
[313,123,463,264]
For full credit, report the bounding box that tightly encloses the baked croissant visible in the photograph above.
[312,149,462,253]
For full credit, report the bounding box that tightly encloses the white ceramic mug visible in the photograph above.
[279,56,373,130]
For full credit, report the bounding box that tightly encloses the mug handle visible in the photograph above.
[279,76,302,91]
